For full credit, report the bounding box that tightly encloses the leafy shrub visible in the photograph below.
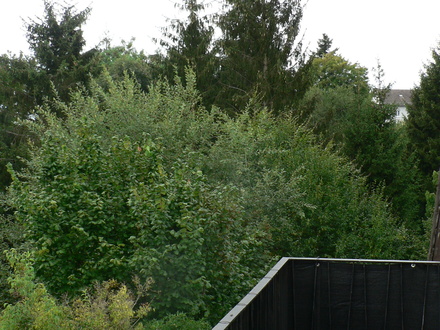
[4,71,427,326]
[0,212,27,308]
[6,73,265,323]
[299,85,426,230]
[144,313,211,330]
[205,108,426,260]
[7,130,154,294]
[0,249,68,329]
[69,278,150,329]
[0,249,149,329]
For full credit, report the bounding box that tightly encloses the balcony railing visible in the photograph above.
[214,257,440,329]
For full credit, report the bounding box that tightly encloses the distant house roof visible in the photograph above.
[384,89,412,106]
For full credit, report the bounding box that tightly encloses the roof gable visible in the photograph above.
[384,89,412,106]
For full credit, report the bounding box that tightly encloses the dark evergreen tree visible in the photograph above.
[407,44,440,178]
[216,0,310,114]
[157,0,218,106]
[315,33,337,58]
[0,1,99,191]
[25,0,100,105]
[26,1,88,73]
[0,54,38,191]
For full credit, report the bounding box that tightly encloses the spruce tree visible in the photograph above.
[25,0,100,105]
[315,33,337,58]
[216,0,310,114]
[0,1,99,191]
[158,0,218,106]
[407,44,440,178]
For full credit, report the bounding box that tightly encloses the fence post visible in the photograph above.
[428,169,440,260]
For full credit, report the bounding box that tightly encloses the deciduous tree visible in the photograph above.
[309,52,369,93]
[298,60,425,229]
[6,74,267,322]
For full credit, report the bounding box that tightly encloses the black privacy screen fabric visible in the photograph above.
[226,259,440,329]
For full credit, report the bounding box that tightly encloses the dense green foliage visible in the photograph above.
[0,1,100,192]
[407,43,440,178]
[0,53,38,191]
[215,0,310,113]
[6,73,269,323]
[298,54,425,229]
[4,72,427,325]
[97,39,155,92]
[158,0,217,107]
[309,52,369,93]
[144,313,210,330]
[0,249,205,329]
[25,0,100,104]
[206,108,425,258]
[0,0,435,327]
[1,250,72,329]
[0,214,27,307]
[0,258,204,329]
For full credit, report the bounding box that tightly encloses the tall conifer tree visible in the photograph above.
[158,0,217,106]
[25,0,99,105]
[216,0,310,113]
[407,44,440,178]
[0,1,98,190]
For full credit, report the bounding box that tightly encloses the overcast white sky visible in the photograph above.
[1,0,440,89]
